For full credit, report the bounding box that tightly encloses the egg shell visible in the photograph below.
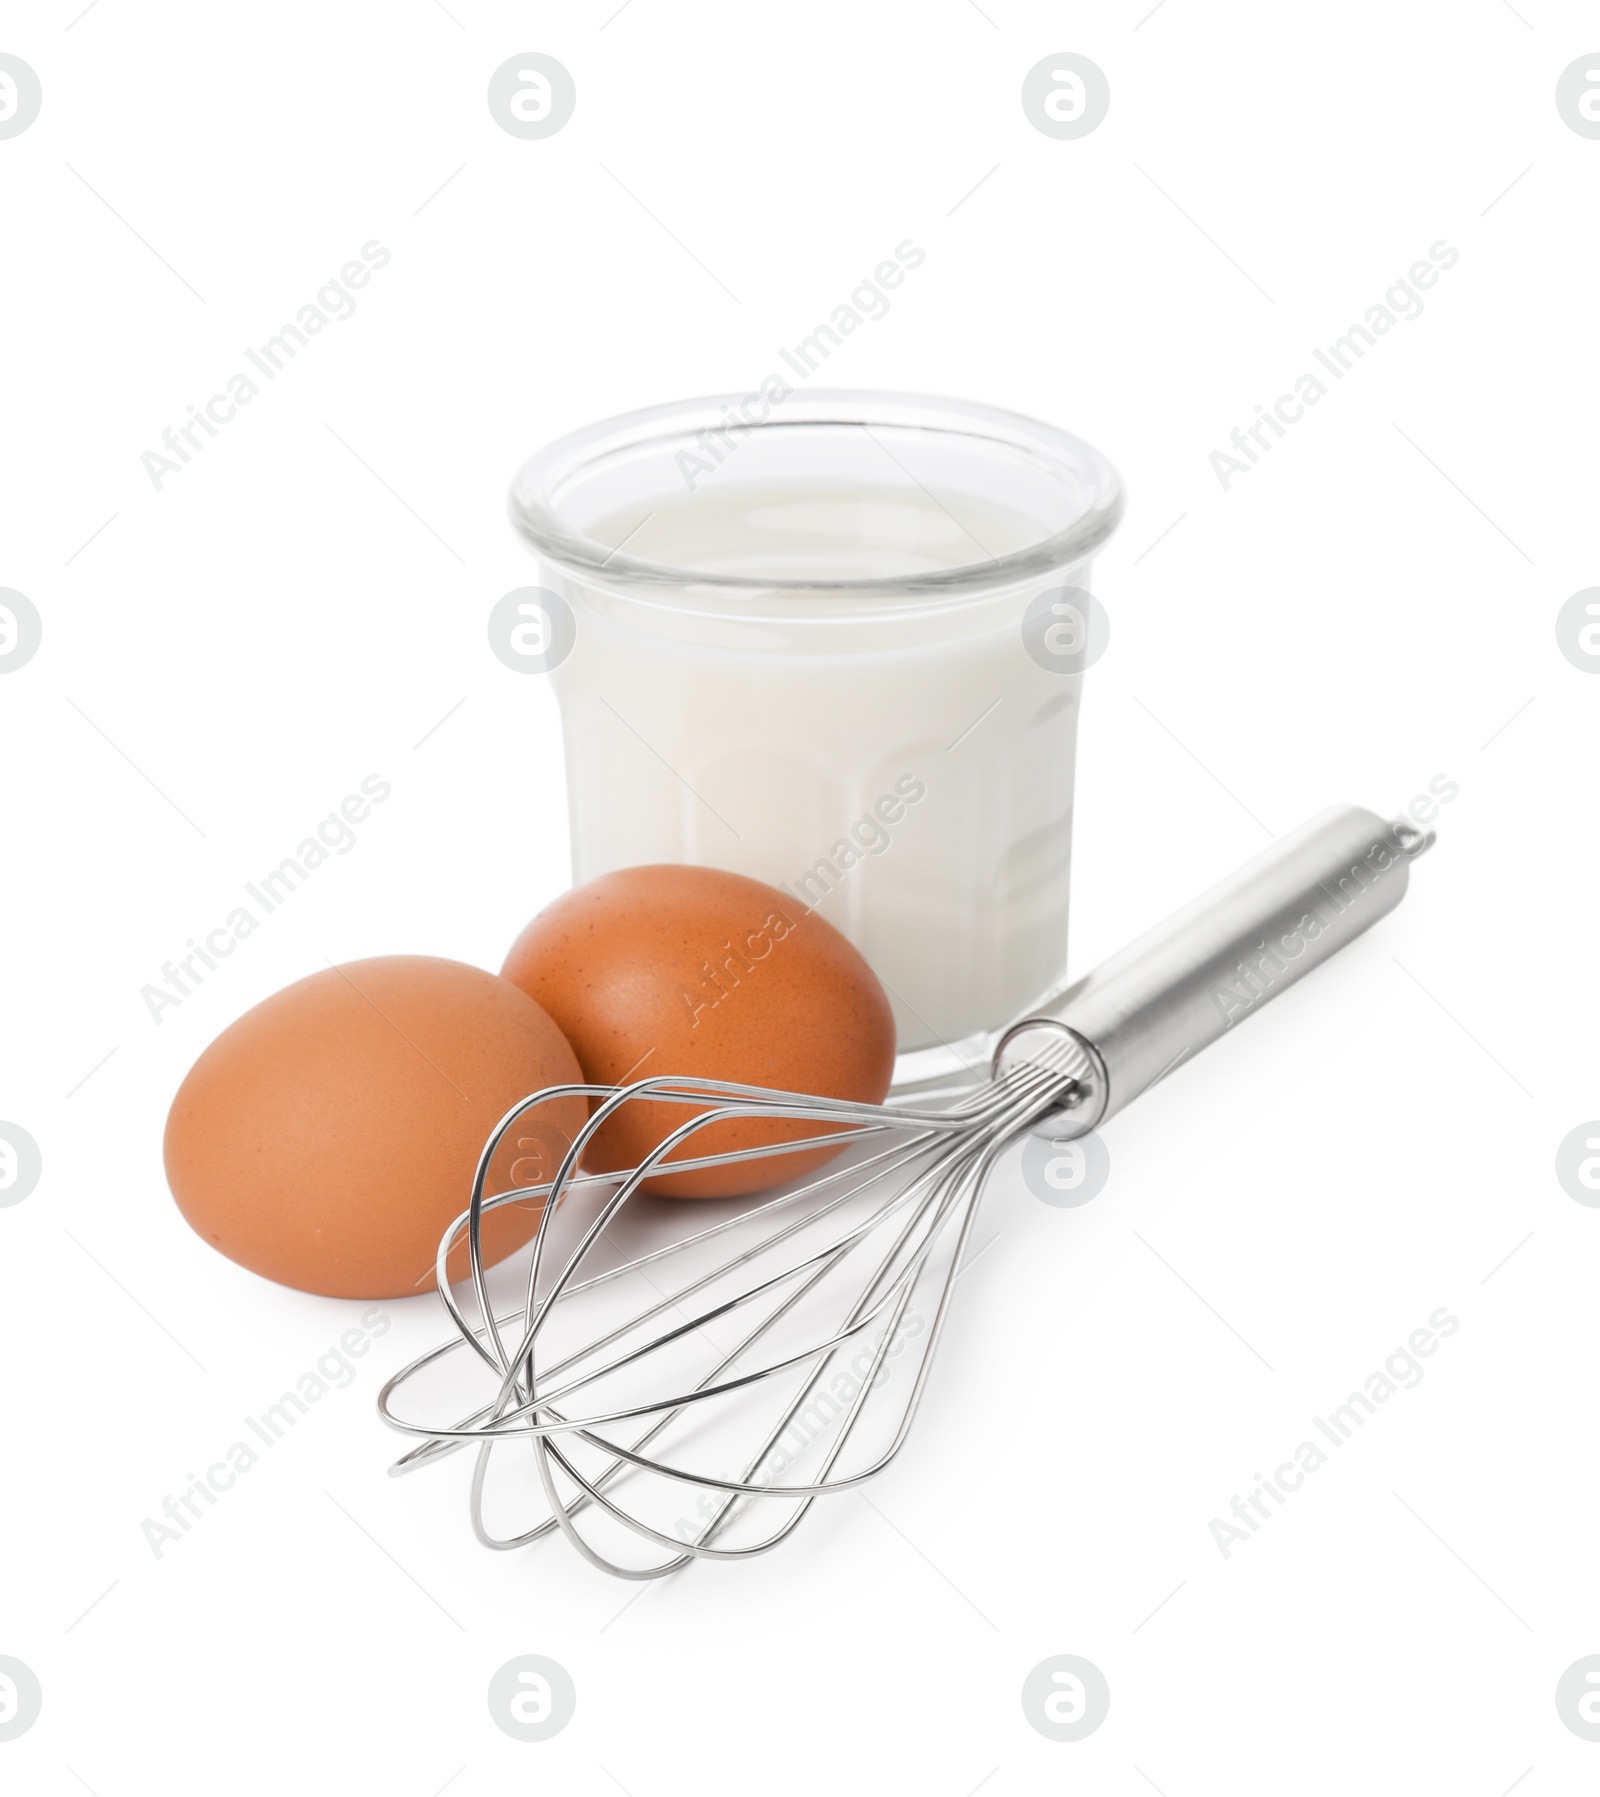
[500,865,896,1197]
[164,956,587,1299]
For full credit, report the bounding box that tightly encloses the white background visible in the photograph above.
[3,2,1598,1792]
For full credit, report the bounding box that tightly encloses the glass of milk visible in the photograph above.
[510,391,1123,1082]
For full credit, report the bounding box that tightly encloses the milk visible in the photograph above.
[546,478,1096,1064]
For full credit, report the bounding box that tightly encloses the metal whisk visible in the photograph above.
[380,804,1432,1578]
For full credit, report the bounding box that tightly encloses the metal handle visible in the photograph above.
[994,804,1433,1132]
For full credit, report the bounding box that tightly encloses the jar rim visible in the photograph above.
[508,389,1124,607]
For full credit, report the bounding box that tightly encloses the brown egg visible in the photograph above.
[164,956,587,1298]
[500,865,896,1198]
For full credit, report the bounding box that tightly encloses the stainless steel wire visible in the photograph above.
[378,1051,1085,1578]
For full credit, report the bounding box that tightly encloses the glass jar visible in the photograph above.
[509,391,1123,1078]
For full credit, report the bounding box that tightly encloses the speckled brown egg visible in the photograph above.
[164,956,586,1298]
[499,865,896,1198]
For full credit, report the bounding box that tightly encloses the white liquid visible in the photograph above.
[549,481,1091,1057]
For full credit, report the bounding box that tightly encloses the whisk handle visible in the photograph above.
[995,804,1433,1130]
